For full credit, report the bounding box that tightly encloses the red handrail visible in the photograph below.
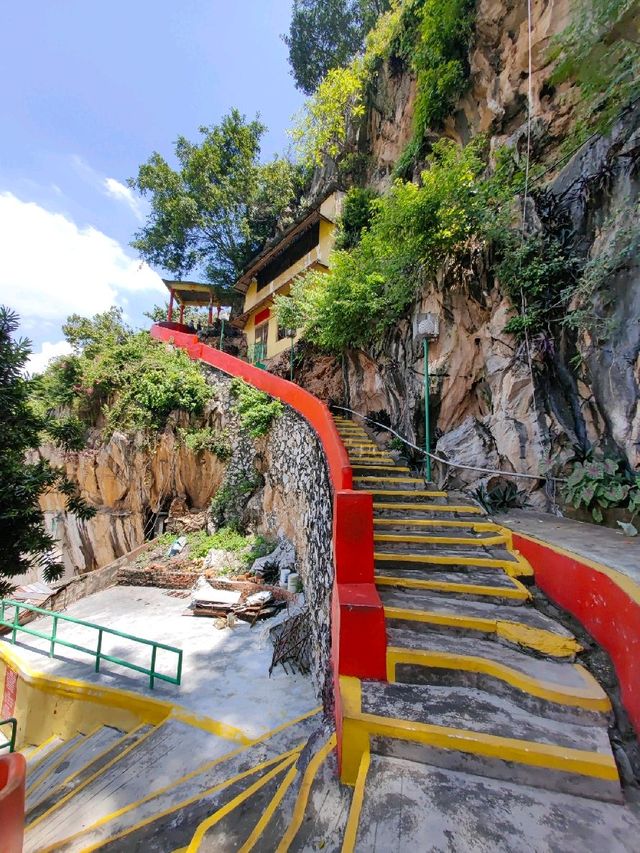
[151,322,387,772]
[151,323,352,491]
[0,753,26,853]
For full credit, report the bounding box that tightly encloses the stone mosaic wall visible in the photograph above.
[202,366,334,705]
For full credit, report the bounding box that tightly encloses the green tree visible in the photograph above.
[129,110,306,288]
[31,308,212,434]
[284,0,390,94]
[0,307,95,595]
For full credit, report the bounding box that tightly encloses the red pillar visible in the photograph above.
[179,304,185,324]
[167,290,175,322]
[208,302,214,325]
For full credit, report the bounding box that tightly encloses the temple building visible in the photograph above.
[232,190,344,364]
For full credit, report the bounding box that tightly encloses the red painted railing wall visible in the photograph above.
[151,323,387,757]
[513,533,640,738]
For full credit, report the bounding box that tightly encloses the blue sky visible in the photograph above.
[0,0,302,370]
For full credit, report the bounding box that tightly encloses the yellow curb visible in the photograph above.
[385,647,611,712]
[275,733,337,852]
[375,574,531,602]
[374,552,533,578]
[383,606,582,658]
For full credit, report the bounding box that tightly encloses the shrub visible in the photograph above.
[30,308,211,434]
[230,378,283,437]
[563,456,640,523]
[178,427,232,460]
[549,0,640,143]
[335,187,380,250]
[276,138,515,350]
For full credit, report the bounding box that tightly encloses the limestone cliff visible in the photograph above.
[292,0,640,505]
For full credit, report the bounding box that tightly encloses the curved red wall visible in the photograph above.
[513,533,640,737]
[151,323,387,759]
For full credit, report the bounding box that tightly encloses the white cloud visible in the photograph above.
[26,340,73,375]
[0,192,164,325]
[103,177,144,221]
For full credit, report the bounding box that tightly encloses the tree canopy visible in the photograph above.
[31,307,211,434]
[0,307,95,594]
[129,109,306,288]
[284,0,390,94]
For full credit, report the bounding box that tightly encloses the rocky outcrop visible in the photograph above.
[296,0,639,507]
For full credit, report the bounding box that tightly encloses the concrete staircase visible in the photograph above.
[20,710,352,852]
[13,415,639,850]
[334,416,640,849]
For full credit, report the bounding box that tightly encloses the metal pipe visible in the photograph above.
[423,338,432,481]
[331,405,566,484]
[290,337,294,382]
[219,317,225,350]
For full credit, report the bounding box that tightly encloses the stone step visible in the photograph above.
[54,711,323,852]
[373,501,484,517]
[245,730,339,853]
[26,734,85,800]
[349,456,396,465]
[286,745,353,853]
[356,680,620,801]
[367,492,453,506]
[26,725,155,828]
[91,751,299,853]
[352,464,411,475]
[186,759,297,853]
[375,568,530,604]
[374,549,530,579]
[26,725,124,812]
[25,737,66,772]
[24,718,239,853]
[379,587,581,659]
[385,627,611,724]
[351,755,638,852]
[354,476,426,488]
[374,517,504,537]
[374,530,508,547]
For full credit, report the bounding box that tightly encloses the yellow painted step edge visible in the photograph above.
[275,733,337,853]
[368,490,448,498]
[354,476,425,484]
[355,711,619,781]
[374,518,501,531]
[341,746,370,853]
[23,735,60,773]
[27,722,163,833]
[375,575,530,602]
[26,723,149,813]
[26,726,99,799]
[186,754,299,853]
[54,708,322,847]
[373,502,483,514]
[383,606,583,658]
[351,463,410,470]
[385,647,611,712]
[374,533,508,546]
[239,765,299,852]
[374,552,533,578]
[51,748,302,853]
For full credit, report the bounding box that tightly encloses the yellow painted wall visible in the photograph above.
[242,192,342,361]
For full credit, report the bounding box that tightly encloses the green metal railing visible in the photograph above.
[0,717,16,753]
[0,600,183,690]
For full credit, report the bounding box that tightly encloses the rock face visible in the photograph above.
[294,0,639,506]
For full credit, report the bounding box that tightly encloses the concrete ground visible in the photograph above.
[1,586,317,738]
[502,509,640,585]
